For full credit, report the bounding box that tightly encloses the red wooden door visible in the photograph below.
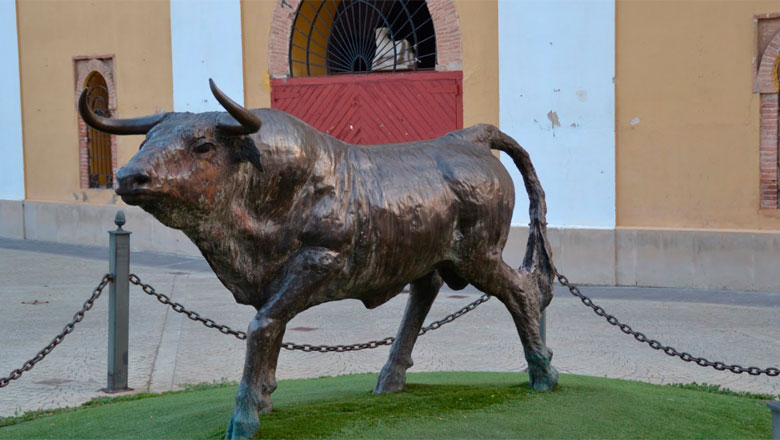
[271,71,462,144]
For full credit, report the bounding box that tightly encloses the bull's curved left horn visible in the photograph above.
[78,88,166,135]
[209,79,262,136]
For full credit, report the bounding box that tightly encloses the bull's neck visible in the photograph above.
[183,194,293,305]
[187,142,322,277]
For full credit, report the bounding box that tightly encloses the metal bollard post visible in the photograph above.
[105,211,131,393]
[768,401,780,440]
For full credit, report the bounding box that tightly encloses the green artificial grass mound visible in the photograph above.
[0,372,772,439]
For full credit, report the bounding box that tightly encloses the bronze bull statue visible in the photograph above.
[78,79,558,439]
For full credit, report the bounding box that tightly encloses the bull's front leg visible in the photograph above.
[226,247,342,440]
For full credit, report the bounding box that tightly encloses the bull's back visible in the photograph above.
[344,136,515,287]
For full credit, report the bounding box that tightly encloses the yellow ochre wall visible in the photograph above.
[456,0,498,128]
[616,0,780,231]
[17,0,173,205]
[242,0,275,108]
[242,0,499,127]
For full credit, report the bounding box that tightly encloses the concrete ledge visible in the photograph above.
[616,228,780,292]
[0,199,24,239]
[8,201,780,291]
[504,226,616,286]
[506,225,780,291]
[22,201,200,257]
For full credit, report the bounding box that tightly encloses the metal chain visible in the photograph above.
[0,274,113,388]
[129,274,247,340]
[557,272,780,377]
[8,271,771,382]
[281,293,491,353]
[129,273,490,352]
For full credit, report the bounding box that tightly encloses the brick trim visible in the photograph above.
[755,26,780,209]
[759,93,779,209]
[757,35,780,93]
[267,0,462,78]
[74,58,117,110]
[73,57,118,189]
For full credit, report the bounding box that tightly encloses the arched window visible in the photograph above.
[289,0,436,77]
[83,72,113,188]
[271,0,461,144]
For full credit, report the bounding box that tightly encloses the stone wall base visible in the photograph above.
[503,226,779,292]
[2,199,779,291]
[0,199,199,256]
[0,200,24,239]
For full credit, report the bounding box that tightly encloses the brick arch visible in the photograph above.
[268,0,462,78]
[756,30,780,209]
[74,58,117,110]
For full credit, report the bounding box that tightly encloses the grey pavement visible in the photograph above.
[1,237,779,417]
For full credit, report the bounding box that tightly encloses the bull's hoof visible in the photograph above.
[525,347,558,392]
[373,365,407,394]
[529,364,558,391]
[225,408,260,440]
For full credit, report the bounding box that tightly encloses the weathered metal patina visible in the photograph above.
[78,80,558,439]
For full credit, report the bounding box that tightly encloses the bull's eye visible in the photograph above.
[193,142,214,154]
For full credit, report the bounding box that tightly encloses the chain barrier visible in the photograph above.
[129,273,490,352]
[556,272,780,377]
[0,274,113,388]
[6,270,773,390]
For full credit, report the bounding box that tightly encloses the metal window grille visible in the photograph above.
[289,0,436,77]
[84,73,113,189]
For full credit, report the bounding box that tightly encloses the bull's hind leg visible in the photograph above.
[464,260,558,391]
[374,271,443,394]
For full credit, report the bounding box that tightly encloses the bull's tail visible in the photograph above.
[458,124,556,302]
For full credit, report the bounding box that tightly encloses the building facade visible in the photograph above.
[1,0,778,291]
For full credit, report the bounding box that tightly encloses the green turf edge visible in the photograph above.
[2,375,774,428]
[0,380,239,429]
[668,382,779,401]
[0,372,775,440]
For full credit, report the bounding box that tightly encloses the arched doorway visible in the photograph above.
[269,0,463,144]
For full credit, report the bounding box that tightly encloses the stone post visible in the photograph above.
[106,211,131,392]
[768,401,780,440]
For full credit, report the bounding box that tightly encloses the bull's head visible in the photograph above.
[78,80,263,228]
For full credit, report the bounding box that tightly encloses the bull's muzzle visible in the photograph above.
[115,166,153,205]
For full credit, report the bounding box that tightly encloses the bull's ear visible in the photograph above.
[234,137,263,172]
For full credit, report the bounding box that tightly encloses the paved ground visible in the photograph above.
[1,238,779,417]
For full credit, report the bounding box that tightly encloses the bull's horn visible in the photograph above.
[210,79,262,136]
[78,88,166,135]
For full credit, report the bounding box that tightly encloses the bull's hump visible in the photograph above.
[254,108,344,147]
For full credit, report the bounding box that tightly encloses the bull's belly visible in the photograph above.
[345,237,450,309]
[354,282,411,309]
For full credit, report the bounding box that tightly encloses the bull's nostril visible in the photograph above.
[132,174,151,186]
[120,173,151,190]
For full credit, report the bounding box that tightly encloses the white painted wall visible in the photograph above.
[0,1,25,201]
[498,0,615,228]
[170,0,244,112]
